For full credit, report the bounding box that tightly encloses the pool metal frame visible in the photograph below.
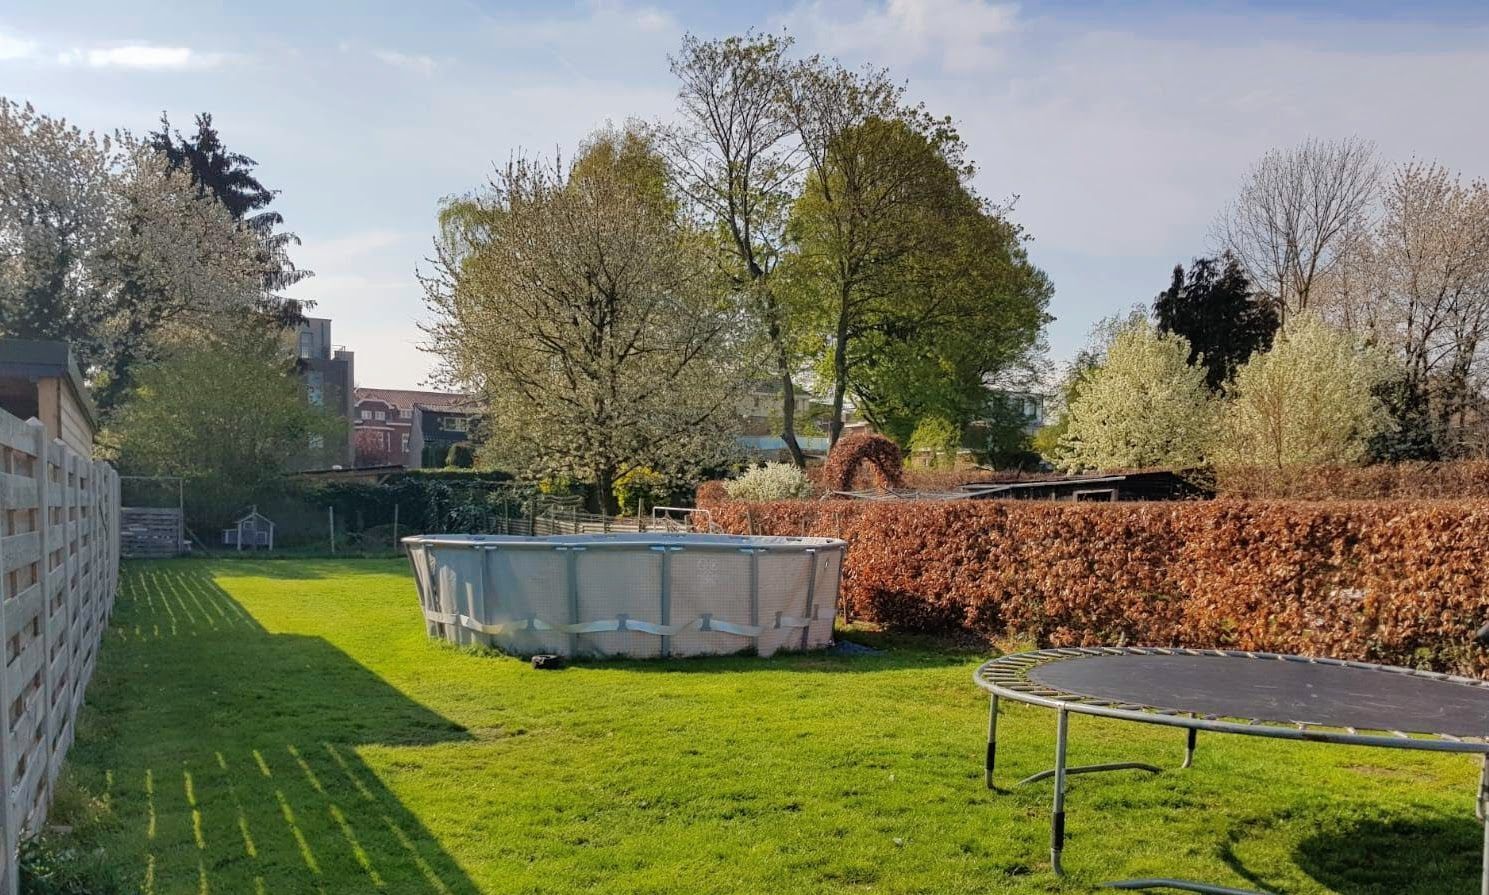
[404,533,845,658]
[975,647,1489,895]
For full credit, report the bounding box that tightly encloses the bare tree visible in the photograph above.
[661,33,810,465]
[1216,136,1379,320]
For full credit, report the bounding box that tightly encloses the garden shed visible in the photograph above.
[223,507,276,551]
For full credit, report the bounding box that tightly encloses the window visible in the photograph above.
[440,416,471,432]
[298,330,314,359]
[401,433,410,453]
[400,409,411,419]
[306,371,324,406]
[374,410,386,421]
[360,410,372,420]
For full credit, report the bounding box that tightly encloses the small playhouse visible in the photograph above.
[222,506,276,551]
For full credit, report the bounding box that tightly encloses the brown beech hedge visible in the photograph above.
[701,498,1489,676]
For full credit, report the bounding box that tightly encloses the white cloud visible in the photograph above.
[373,49,437,76]
[57,45,223,70]
[778,0,1020,72]
[0,29,38,61]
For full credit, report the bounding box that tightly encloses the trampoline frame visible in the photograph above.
[974,646,1489,895]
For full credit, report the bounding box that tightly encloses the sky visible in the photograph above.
[4,0,1488,390]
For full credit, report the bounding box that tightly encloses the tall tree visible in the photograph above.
[1216,137,1378,320]
[663,32,810,465]
[1154,253,1278,391]
[1055,319,1217,472]
[1,99,269,407]
[780,62,973,447]
[421,127,748,512]
[1366,162,1489,445]
[844,198,1051,443]
[149,112,312,319]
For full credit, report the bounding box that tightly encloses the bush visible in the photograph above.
[697,495,1489,676]
[614,466,670,514]
[723,463,813,501]
[445,442,477,468]
[822,433,905,492]
[1217,460,1489,500]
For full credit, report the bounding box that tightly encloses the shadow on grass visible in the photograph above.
[1292,815,1480,895]
[71,564,482,894]
[1215,812,1479,895]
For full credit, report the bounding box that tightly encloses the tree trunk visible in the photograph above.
[593,466,617,516]
[828,308,850,449]
[764,300,806,468]
[777,351,806,467]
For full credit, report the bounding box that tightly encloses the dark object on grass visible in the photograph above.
[829,639,882,656]
[974,647,1489,894]
[531,654,564,670]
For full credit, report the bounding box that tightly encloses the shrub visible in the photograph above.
[445,442,477,468]
[724,463,813,501]
[823,433,905,492]
[696,495,1489,677]
[614,466,671,514]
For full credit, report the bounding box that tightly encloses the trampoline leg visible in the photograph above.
[985,693,998,789]
[1051,708,1069,878]
[1182,728,1197,769]
[1480,755,1488,895]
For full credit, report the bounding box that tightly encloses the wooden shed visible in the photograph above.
[0,339,98,456]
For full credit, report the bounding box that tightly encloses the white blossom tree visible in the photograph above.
[1055,319,1218,471]
[1214,313,1392,469]
[421,126,750,511]
[0,98,267,407]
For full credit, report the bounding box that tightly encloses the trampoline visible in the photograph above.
[974,647,1489,895]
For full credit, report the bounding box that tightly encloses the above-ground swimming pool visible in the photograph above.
[403,533,847,658]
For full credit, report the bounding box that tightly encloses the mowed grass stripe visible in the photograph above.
[48,559,1484,893]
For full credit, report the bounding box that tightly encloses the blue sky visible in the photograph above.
[4,1,1488,389]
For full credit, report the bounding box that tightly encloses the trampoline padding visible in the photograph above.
[1027,653,1489,739]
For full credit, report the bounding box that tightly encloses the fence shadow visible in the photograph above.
[74,565,480,894]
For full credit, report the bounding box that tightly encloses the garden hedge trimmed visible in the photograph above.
[699,497,1489,676]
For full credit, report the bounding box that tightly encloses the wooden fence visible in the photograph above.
[0,409,120,895]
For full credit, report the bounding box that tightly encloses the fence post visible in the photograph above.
[328,506,336,555]
[31,422,56,825]
[0,424,18,895]
[393,503,400,553]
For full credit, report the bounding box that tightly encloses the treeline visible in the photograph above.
[1040,136,1489,474]
[421,33,1052,511]
[1,101,334,510]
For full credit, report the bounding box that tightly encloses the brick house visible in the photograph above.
[353,388,481,468]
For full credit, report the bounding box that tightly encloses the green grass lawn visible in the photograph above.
[51,558,1484,894]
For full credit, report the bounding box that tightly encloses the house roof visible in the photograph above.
[355,387,473,411]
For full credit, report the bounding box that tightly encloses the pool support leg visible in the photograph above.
[1051,708,1068,877]
[985,693,998,789]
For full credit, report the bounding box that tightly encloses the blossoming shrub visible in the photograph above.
[697,496,1489,676]
[723,463,814,501]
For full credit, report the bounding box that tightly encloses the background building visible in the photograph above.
[354,388,481,468]
[289,317,356,467]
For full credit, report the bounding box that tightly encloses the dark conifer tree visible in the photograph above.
[1154,253,1278,392]
[149,113,312,318]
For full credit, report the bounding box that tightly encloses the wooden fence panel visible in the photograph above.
[0,410,119,895]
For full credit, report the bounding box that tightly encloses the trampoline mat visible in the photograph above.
[1027,653,1489,739]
